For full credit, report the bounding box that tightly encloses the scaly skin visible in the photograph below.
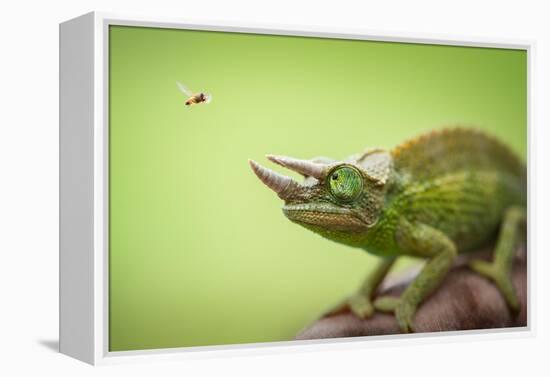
[249,128,526,333]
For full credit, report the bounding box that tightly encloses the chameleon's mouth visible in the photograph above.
[282,203,369,232]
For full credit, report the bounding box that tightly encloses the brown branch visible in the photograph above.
[296,248,527,340]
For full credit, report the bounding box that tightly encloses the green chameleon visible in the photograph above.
[249,128,526,333]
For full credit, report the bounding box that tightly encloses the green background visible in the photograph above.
[108,25,527,351]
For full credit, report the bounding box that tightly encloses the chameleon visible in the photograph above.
[249,128,526,333]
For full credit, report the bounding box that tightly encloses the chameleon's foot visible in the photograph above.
[469,259,520,314]
[395,300,416,333]
[373,295,399,313]
[373,295,416,333]
[349,294,375,318]
[328,294,375,318]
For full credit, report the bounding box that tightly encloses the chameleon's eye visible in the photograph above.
[328,166,363,202]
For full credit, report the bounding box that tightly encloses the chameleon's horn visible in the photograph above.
[249,159,301,200]
[266,155,325,179]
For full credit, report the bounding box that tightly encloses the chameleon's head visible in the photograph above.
[249,150,392,247]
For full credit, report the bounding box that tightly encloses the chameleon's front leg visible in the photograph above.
[375,218,457,333]
[328,257,395,318]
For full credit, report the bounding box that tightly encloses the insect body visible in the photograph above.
[176,81,212,106]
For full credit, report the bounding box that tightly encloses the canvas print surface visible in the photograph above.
[108,25,527,351]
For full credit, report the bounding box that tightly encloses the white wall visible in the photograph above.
[0,0,548,375]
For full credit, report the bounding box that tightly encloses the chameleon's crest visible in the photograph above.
[353,149,393,185]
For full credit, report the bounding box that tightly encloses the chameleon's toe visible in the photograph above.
[395,300,416,333]
[468,260,494,278]
[326,294,374,318]
[373,296,400,313]
[374,295,417,333]
[348,294,375,319]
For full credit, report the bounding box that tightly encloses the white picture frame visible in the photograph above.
[59,11,535,365]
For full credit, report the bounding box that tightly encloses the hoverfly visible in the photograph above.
[176,81,212,106]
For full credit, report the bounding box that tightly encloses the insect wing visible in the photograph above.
[176,81,193,97]
[205,93,213,104]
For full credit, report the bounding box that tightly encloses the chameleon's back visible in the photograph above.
[391,128,526,185]
[387,128,526,252]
